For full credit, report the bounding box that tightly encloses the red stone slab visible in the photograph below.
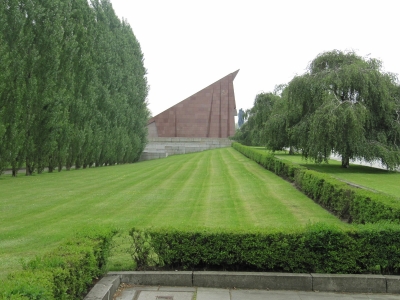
[147,70,239,138]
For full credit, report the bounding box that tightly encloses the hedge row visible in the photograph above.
[0,228,116,300]
[232,142,400,224]
[131,223,400,274]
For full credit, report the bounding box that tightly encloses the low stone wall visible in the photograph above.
[139,137,232,161]
[84,271,400,299]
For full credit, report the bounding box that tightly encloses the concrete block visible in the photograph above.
[109,271,192,287]
[385,275,400,294]
[311,273,386,293]
[193,271,312,291]
[84,275,120,300]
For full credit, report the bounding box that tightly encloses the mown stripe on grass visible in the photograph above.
[223,148,302,228]
[0,147,347,279]
[227,148,345,227]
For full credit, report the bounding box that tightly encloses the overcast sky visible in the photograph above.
[110,0,400,117]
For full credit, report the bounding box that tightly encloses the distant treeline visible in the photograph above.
[0,0,149,176]
[234,50,400,169]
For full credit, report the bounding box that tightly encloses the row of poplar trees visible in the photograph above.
[0,0,149,176]
[234,50,400,169]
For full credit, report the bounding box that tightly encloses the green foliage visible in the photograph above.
[355,222,400,274]
[286,50,400,168]
[0,228,116,300]
[0,0,149,176]
[240,50,400,168]
[130,224,400,274]
[1,271,55,300]
[233,143,400,224]
[129,228,164,269]
[232,92,281,146]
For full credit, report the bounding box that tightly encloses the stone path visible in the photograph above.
[114,285,400,300]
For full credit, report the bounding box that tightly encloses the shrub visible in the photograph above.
[129,228,164,269]
[0,227,116,300]
[129,223,400,274]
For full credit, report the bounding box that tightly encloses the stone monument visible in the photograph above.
[147,70,239,138]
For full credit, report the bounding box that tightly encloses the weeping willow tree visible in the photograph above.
[232,92,280,146]
[286,50,400,169]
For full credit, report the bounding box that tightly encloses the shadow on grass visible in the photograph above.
[300,163,391,175]
[275,153,394,175]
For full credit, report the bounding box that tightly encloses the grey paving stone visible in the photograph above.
[158,286,196,292]
[231,289,301,300]
[114,288,136,300]
[196,288,230,300]
[351,295,400,300]
[137,291,193,300]
[298,291,352,300]
[132,286,159,291]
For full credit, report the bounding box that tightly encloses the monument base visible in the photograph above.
[139,137,232,161]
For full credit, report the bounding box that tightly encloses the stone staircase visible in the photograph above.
[139,137,232,161]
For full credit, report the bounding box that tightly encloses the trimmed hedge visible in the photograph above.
[232,142,400,224]
[0,227,116,300]
[130,222,400,274]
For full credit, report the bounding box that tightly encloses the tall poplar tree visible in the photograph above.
[0,0,149,176]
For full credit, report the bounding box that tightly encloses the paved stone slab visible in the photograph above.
[193,271,312,291]
[298,291,348,300]
[137,291,193,300]
[311,273,386,294]
[196,287,230,300]
[131,286,159,291]
[114,288,136,300]
[232,290,399,300]
[232,289,302,300]
[158,286,196,292]
[347,295,400,300]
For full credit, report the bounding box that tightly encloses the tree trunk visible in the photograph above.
[341,156,350,168]
[26,160,34,176]
[11,161,18,177]
[37,164,44,174]
[289,146,294,155]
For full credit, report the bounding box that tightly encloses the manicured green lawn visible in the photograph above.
[0,147,346,279]
[268,151,400,198]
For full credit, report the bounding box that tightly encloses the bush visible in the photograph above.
[0,227,116,300]
[129,228,164,269]
[232,142,400,224]
[129,223,400,274]
[1,271,55,300]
